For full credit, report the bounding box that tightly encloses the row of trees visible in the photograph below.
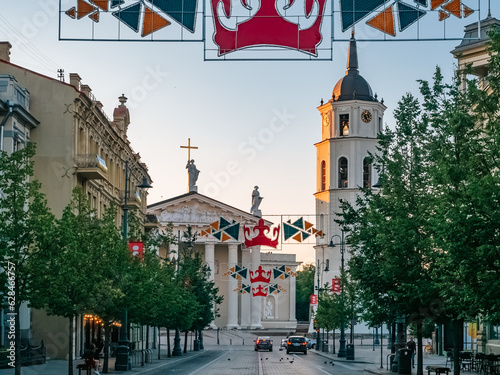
[0,143,222,375]
[316,30,500,375]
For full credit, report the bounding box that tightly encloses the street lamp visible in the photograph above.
[315,259,329,352]
[115,160,152,371]
[328,230,347,358]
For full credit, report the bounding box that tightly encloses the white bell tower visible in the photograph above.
[312,31,386,320]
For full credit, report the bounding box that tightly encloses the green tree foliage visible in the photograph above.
[0,143,55,375]
[295,264,315,321]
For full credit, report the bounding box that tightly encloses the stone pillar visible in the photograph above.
[226,243,239,329]
[289,271,297,321]
[240,250,252,328]
[204,242,217,329]
[250,245,263,329]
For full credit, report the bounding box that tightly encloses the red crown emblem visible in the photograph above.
[244,219,280,248]
[252,284,268,297]
[210,0,327,56]
[250,265,272,283]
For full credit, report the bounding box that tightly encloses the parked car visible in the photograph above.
[254,336,273,351]
[286,336,307,354]
[280,339,287,348]
[306,338,316,349]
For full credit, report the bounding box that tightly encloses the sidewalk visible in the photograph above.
[310,344,481,375]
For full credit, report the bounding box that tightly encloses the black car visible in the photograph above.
[286,336,307,354]
[255,336,273,351]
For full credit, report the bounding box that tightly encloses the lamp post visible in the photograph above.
[329,230,347,358]
[315,258,329,352]
[115,160,152,371]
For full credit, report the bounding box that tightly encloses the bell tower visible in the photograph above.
[312,31,386,314]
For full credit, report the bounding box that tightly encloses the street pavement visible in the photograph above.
[0,329,482,375]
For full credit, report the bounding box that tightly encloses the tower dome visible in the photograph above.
[332,31,375,102]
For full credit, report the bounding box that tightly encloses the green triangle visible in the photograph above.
[273,269,282,279]
[220,217,231,230]
[225,223,240,240]
[292,217,304,229]
[213,231,221,240]
[302,232,311,240]
[284,223,300,241]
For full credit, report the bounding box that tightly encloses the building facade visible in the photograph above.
[0,42,153,359]
[147,191,300,330]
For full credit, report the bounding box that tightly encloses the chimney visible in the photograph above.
[69,73,81,90]
[0,42,12,62]
[80,84,92,99]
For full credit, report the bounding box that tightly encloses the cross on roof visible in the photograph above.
[180,138,198,160]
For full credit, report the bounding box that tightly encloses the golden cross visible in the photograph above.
[180,138,198,160]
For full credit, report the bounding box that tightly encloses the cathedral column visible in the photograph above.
[250,245,263,329]
[289,271,297,321]
[204,242,217,329]
[226,243,239,328]
[204,242,215,281]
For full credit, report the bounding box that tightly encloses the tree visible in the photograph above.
[295,264,315,321]
[0,143,55,375]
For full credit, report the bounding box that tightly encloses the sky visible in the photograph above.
[0,0,497,266]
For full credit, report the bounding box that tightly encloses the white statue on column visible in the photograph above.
[250,186,263,217]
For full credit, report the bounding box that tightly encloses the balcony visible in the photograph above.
[75,154,108,180]
[120,189,143,209]
[144,214,159,229]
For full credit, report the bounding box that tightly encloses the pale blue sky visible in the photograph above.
[0,0,497,264]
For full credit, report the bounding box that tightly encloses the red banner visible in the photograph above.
[128,242,144,260]
[310,295,318,305]
[332,277,341,294]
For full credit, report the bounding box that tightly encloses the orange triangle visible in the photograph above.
[66,7,76,18]
[366,6,396,37]
[210,221,219,230]
[77,0,97,19]
[431,0,447,10]
[304,221,314,231]
[222,232,231,242]
[91,0,108,11]
[439,10,450,20]
[200,230,207,237]
[312,228,318,234]
[292,233,303,242]
[442,0,461,18]
[463,5,474,18]
[317,230,324,237]
[142,7,171,37]
[88,10,99,22]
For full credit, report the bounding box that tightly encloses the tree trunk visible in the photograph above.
[14,285,21,375]
[158,327,162,360]
[453,319,462,375]
[68,316,74,375]
[103,322,111,373]
[417,320,423,375]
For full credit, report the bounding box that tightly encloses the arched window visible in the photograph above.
[363,157,372,188]
[321,160,326,191]
[340,114,349,136]
[338,157,348,188]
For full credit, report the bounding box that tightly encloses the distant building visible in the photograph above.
[148,190,300,330]
[451,14,500,355]
[0,42,153,359]
[312,31,385,334]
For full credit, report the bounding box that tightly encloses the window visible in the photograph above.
[321,160,326,191]
[363,157,372,188]
[338,157,348,188]
[340,114,349,136]
[490,325,500,340]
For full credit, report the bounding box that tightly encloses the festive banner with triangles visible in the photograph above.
[234,284,252,294]
[200,217,240,242]
[223,264,248,280]
[272,265,297,280]
[268,284,287,294]
[283,217,324,243]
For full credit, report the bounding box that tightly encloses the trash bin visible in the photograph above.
[346,344,355,360]
[322,341,328,352]
[398,348,412,374]
[193,339,200,351]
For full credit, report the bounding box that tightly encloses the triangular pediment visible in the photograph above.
[147,192,270,229]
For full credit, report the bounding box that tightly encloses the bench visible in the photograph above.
[76,363,91,375]
[426,366,451,375]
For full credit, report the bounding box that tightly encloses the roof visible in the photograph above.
[451,17,500,56]
[332,31,375,102]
